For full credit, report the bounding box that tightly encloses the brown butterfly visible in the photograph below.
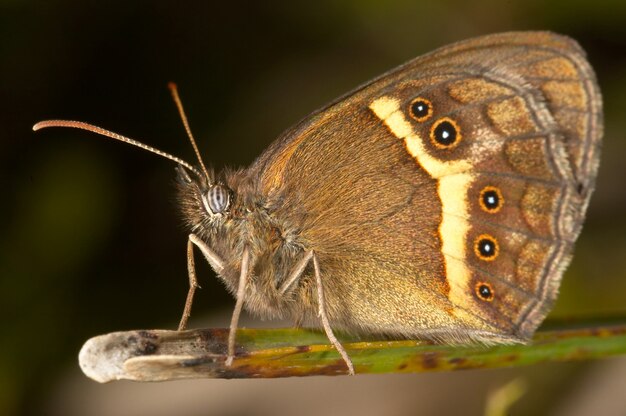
[34,31,602,375]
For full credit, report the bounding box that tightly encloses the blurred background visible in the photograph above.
[2,1,626,415]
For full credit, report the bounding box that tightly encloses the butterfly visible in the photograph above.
[34,31,603,375]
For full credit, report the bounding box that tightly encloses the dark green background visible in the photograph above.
[2,1,625,415]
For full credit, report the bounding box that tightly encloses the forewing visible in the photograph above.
[251,32,602,342]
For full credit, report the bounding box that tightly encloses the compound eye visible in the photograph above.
[204,184,231,214]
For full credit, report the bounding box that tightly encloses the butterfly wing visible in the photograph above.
[250,32,602,342]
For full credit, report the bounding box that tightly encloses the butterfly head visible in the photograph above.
[175,165,239,230]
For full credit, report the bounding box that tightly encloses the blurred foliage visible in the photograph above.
[1,0,625,415]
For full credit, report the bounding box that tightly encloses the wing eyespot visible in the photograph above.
[474,234,499,261]
[475,282,494,302]
[430,117,461,149]
[408,97,433,122]
[479,186,504,213]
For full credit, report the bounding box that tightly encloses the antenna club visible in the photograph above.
[33,120,62,131]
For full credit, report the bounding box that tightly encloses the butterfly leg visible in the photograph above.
[225,246,250,367]
[178,233,225,331]
[276,251,312,328]
[312,253,355,375]
[278,250,314,294]
[277,250,354,374]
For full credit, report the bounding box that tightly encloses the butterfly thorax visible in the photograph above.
[176,166,316,321]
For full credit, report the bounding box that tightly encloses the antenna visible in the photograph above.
[32,120,203,178]
[32,84,213,179]
[167,82,211,181]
